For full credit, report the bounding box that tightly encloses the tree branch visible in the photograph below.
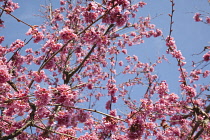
[33,124,78,139]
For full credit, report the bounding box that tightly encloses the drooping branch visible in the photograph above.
[0,7,34,28]
[33,124,78,139]
[50,104,126,122]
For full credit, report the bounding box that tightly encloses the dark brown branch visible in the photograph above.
[0,121,32,140]
[33,124,77,139]
[49,104,126,122]
[28,4,118,89]
[7,81,19,92]
[0,7,33,28]
[0,0,8,18]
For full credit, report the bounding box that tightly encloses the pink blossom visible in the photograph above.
[203,70,210,78]
[33,32,44,43]
[26,28,44,43]
[32,70,46,83]
[154,29,162,37]
[112,96,118,103]
[0,19,4,27]
[182,85,197,97]
[36,107,50,119]
[53,9,64,21]
[116,0,130,8]
[60,0,66,5]
[26,27,38,35]
[116,14,128,27]
[44,59,55,70]
[127,119,144,139]
[83,11,98,23]
[56,111,70,126]
[77,110,89,123]
[34,87,51,106]
[130,32,136,36]
[87,83,93,90]
[206,16,210,24]
[194,13,202,22]
[168,93,179,102]
[166,36,177,50]
[0,36,4,44]
[124,65,130,71]
[203,52,210,61]
[25,48,33,53]
[139,1,147,7]
[9,39,24,52]
[119,61,124,66]
[122,49,127,54]
[59,27,77,41]
[3,1,19,13]
[0,62,11,83]
[78,133,98,140]
[171,50,185,60]
[105,100,111,110]
[133,55,138,61]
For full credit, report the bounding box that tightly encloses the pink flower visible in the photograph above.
[0,36,4,44]
[119,61,123,66]
[9,39,25,52]
[116,14,127,27]
[34,87,51,106]
[44,59,55,70]
[130,32,136,36]
[26,28,44,43]
[122,49,127,54]
[116,0,130,8]
[33,32,44,43]
[0,19,4,27]
[26,27,38,35]
[60,0,66,5]
[105,100,111,110]
[124,65,130,71]
[171,50,185,60]
[59,27,77,41]
[154,29,162,37]
[83,11,98,23]
[206,16,210,24]
[0,62,11,83]
[111,96,118,103]
[139,1,147,7]
[77,110,89,123]
[3,1,19,13]
[203,52,210,61]
[203,70,210,78]
[56,111,70,126]
[183,85,197,97]
[133,55,138,61]
[87,83,93,90]
[32,70,46,83]
[194,13,202,22]
[25,48,33,53]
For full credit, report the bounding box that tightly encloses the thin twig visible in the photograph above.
[34,124,78,139]
[49,104,126,122]
[0,7,34,28]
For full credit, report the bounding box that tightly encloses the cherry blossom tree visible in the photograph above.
[0,0,209,139]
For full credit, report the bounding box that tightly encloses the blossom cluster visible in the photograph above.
[194,13,210,24]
